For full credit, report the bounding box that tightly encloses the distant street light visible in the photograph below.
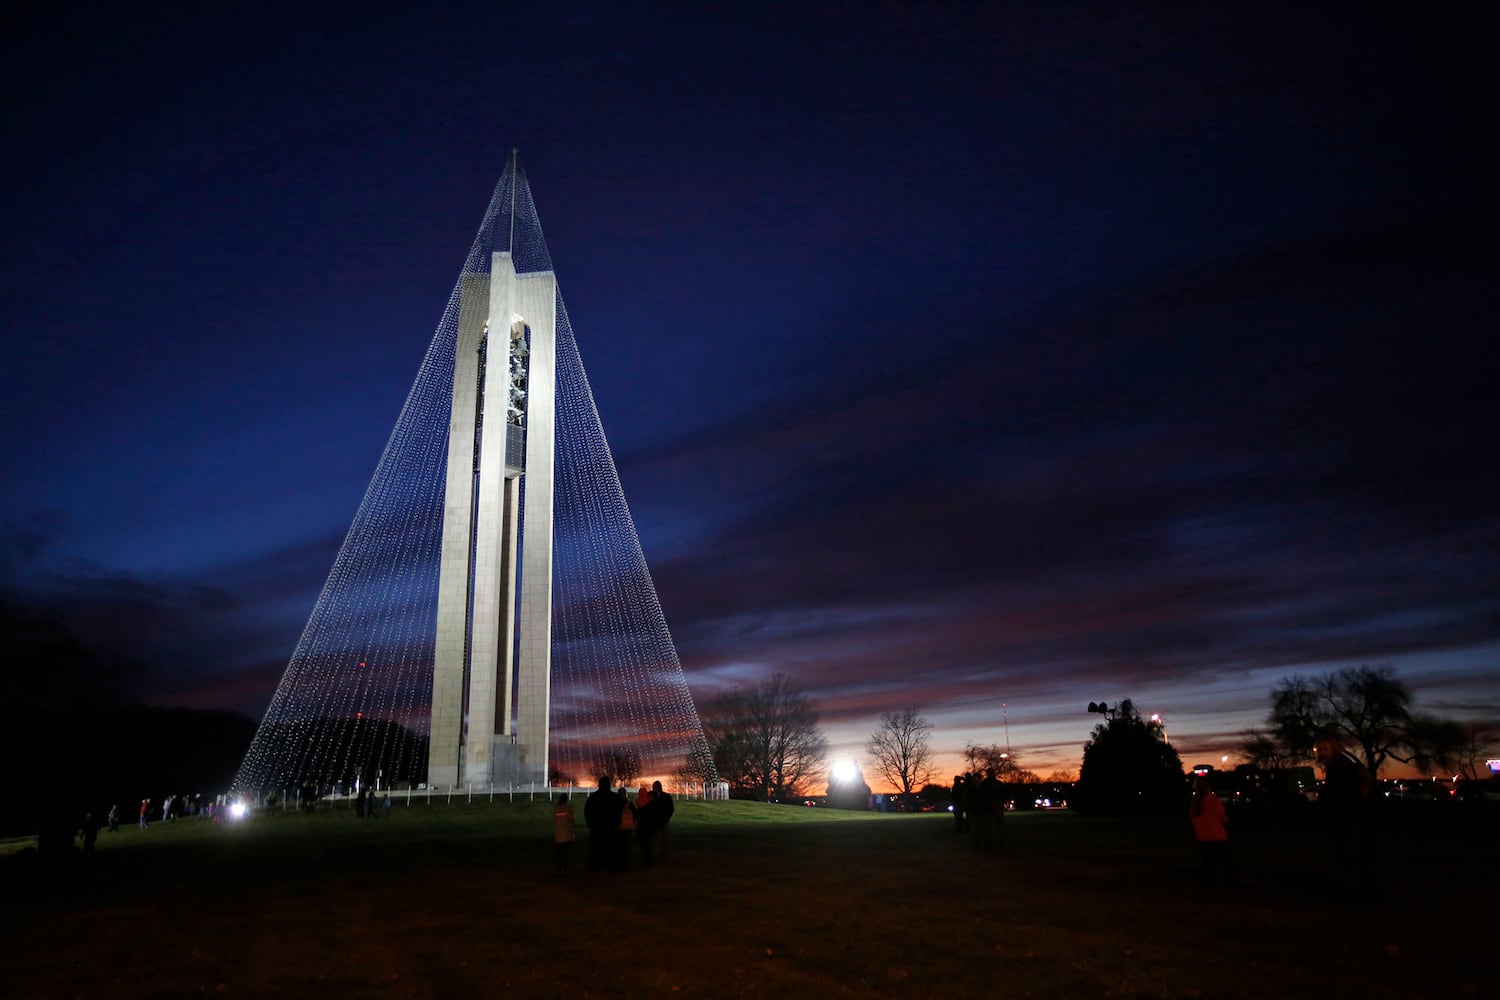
[1150,713,1169,744]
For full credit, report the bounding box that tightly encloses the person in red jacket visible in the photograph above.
[1189,775,1237,886]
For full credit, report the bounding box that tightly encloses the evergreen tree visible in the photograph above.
[1077,699,1184,816]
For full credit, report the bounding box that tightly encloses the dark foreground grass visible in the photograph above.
[1,798,1492,998]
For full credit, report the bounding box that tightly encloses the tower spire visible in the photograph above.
[508,148,518,256]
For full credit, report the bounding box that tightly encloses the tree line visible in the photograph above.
[1072,665,1496,815]
[1241,665,1494,780]
[685,664,1496,812]
[688,674,1069,804]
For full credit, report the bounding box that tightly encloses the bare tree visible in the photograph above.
[1402,714,1466,774]
[1269,665,1464,779]
[702,674,829,801]
[1447,728,1500,781]
[1237,727,1295,769]
[963,742,1020,777]
[674,745,717,789]
[591,746,642,786]
[866,708,935,796]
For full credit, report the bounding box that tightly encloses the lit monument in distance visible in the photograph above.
[429,250,557,789]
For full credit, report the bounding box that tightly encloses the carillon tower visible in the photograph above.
[428,242,557,788]
[230,152,720,800]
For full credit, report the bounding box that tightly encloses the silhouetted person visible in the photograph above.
[968,773,987,848]
[584,776,623,872]
[637,780,675,867]
[354,789,366,818]
[553,794,575,871]
[1315,734,1370,899]
[80,813,99,856]
[1189,775,1237,886]
[974,769,1005,850]
[107,804,120,833]
[951,774,968,831]
[615,787,637,870]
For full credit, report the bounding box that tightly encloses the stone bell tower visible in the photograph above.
[427,245,557,788]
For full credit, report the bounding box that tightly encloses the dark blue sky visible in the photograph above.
[3,3,1494,777]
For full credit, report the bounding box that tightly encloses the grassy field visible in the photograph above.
[1,797,1491,998]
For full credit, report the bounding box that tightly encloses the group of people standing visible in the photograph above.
[553,777,675,872]
[132,794,216,827]
[949,770,1007,850]
[351,786,388,818]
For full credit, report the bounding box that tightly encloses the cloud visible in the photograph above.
[0,514,345,714]
[615,217,1500,766]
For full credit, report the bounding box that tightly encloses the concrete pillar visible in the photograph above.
[461,257,516,781]
[428,273,489,788]
[512,266,556,786]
